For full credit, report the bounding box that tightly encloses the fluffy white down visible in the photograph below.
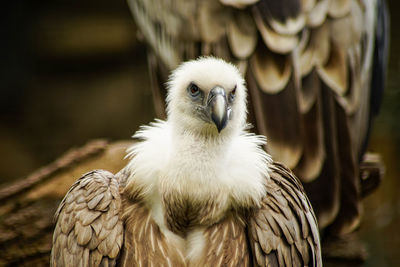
[126,120,271,210]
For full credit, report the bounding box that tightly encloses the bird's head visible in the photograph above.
[166,57,247,137]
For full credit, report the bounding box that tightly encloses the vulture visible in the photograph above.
[128,0,389,236]
[51,57,322,266]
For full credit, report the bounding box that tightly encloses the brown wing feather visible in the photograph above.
[248,162,322,267]
[51,170,124,267]
[119,193,187,267]
[130,0,379,236]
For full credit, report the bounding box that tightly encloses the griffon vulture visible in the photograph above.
[128,0,389,236]
[51,58,322,266]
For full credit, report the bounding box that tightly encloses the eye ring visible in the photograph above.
[231,86,237,96]
[229,85,237,102]
[188,83,201,97]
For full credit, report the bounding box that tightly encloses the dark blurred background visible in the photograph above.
[0,0,399,266]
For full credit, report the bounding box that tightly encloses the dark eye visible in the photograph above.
[188,83,201,97]
[229,85,237,101]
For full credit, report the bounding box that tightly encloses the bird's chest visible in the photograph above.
[161,185,230,236]
[159,155,233,235]
[121,195,250,267]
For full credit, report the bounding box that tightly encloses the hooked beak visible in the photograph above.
[207,87,228,133]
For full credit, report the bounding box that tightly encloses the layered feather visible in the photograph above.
[51,170,124,267]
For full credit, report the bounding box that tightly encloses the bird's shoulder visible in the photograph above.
[247,161,322,266]
[51,169,124,266]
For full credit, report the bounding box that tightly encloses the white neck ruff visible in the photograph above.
[125,120,271,211]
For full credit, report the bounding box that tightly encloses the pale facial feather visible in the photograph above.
[166,57,248,137]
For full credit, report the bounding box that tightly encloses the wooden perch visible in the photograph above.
[0,140,108,203]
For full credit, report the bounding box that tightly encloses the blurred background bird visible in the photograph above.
[127,0,389,245]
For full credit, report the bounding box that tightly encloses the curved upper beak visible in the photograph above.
[207,87,228,133]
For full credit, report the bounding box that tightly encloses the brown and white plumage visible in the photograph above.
[128,0,389,235]
[51,170,124,266]
[51,58,322,266]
